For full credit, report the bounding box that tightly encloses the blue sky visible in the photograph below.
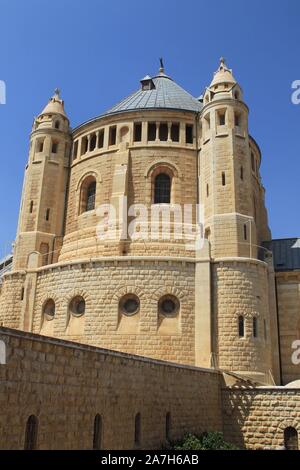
[0,0,299,257]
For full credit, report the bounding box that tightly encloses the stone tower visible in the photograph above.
[200,58,271,259]
[199,59,280,383]
[13,89,71,271]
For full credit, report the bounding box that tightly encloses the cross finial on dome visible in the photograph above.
[54,88,60,98]
[159,57,165,73]
[220,56,225,65]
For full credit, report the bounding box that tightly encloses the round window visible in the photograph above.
[119,294,140,316]
[43,299,55,320]
[69,296,86,317]
[159,295,180,317]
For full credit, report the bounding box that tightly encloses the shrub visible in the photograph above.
[171,432,238,450]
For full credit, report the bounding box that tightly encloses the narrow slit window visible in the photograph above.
[218,110,226,126]
[222,172,226,186]
[37,140,44,153]
[244,224,247,240]
[45,209,50,221]
[93,414,102,450]
[89,134,97,152]
[51,142,58,154]
[109,126,117,146]
[98,129,104,148]
[171,123,180,142]
[240,166,244,180]
[159,123,168,141]
[73,141,78,160]
[238,315,244,337]
[185,124,193,144]
[234,112,241,127]
[81,136,88,155]
[148,122,156,141]
[24,415,38,450]
[30,201,33,214]
[134,123,142,142]
[253,317,258,338]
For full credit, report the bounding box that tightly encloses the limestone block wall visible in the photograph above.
[0,272,25,328]
[0,327,223,450]
[222,387,300,449]
[30,259,196,365]
[276,272,300,385]
[212,259,274,382]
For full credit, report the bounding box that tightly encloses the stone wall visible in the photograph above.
[0,272,25,329]
[0,327,222,450]
[11,258,195,366]
[222,387,300,449]
[276,272,300,385]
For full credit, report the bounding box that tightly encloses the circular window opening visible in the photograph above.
[69,296,86,317]
[43,299,55,320]
[119,294,140,316]
[159,295,180,317]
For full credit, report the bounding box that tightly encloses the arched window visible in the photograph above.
[43,299,55,319]
[166,412,171,441]
[69,296,85,317]
[93,414,102,450]
[238,315,244,337]
[79,176,97,214]
[86,182,96,211]
[154,173,171,204]
[284,427,298,450]
[134,413,141,447]
[54,120,60,130]
[24,415,38,450]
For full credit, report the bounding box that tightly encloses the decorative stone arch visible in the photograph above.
[151,285,186,303]
[144,160,183,205]
[277,419,300,433]
[110,285,146,304]
[76,170,102,215]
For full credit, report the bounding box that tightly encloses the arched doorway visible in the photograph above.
[284,426,298,450]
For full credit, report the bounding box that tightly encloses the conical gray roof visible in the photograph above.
[105,72,202,115]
